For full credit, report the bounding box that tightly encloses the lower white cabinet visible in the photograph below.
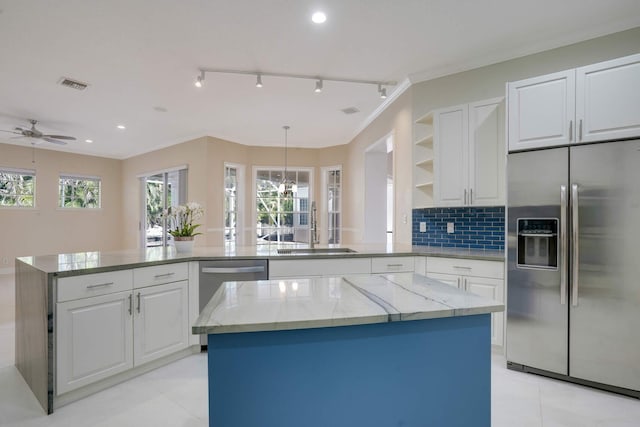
[269,258,371,279]
[426,257,504,347]
[57,291,134,395]
[133,281,189,366]
[56,266,191,395]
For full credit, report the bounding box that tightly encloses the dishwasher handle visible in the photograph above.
[201,266,266,274]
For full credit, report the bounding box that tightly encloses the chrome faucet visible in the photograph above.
[310,201,318,248]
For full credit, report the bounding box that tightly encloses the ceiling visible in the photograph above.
[0,0,639,159]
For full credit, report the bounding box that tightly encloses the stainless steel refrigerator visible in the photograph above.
[506,139,640,397]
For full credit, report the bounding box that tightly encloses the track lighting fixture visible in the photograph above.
[378,84,387,99]
[195,71,205,88]
[193,69,396,97]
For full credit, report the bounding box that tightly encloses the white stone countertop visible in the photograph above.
[192,273,504,335]
[16,244,504,276]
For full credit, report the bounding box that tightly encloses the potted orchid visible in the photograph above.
[164,202,204,252]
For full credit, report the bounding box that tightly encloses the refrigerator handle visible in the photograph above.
[560,185,567,305]
[571,184,580,307]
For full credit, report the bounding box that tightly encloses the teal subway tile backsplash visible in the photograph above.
[412,206,505,250]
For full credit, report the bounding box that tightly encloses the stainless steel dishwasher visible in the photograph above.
[199,259,268,347]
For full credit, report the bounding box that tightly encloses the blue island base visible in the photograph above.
[207,314,491,427]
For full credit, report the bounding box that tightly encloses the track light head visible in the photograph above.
[256,74,263,88]
[314,79,323,93]
[195,71,205,88]
[378,84,387,99]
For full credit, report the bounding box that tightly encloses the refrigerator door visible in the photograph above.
[507,148,569,375]
[569,140,640,391]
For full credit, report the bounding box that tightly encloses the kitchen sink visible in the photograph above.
[277,248,357,255]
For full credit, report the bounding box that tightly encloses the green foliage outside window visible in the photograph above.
[59,177,101,208]
[0,171,35,207]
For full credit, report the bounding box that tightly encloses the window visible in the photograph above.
[224,164,244,249]
[141,168,188,248]
[323,167,342,244]
[59,175,101,208]
[0,168,35,207]
[255,168,312,246]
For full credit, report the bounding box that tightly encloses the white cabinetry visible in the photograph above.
[426,257,504,347]
[434,98,505,207]
[413,112,435,208]
[56,263,191,395]
[371,256,415,273]
[508,53,640,151]
[133,281,189,366]
[57,290,133,395]
[269,258,372,279]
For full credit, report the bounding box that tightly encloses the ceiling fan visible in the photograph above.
[0,119,76,145]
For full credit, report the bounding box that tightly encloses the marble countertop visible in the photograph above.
[16,244,504,276]
[192,273,504,335]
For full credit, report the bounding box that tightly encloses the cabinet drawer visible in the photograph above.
[269,258,371,278]
[426,257,504,279]
[371,257,415,273]
[133,262,189,288]
[57,270,133,302]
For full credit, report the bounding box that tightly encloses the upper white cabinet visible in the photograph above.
[508,53,640,151]
[434,98,505,207]
[576,54,640,143]
[508,70,575,151]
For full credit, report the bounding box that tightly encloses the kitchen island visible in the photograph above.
[193,273,503,427]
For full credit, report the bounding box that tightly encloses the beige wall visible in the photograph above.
[0,143,123,270]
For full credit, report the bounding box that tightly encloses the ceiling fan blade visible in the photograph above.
[43,134,76,141]
[0,129,22,135]
[42,137,68,145]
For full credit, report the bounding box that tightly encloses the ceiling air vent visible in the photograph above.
[341,107,360,115]
[58,77,89,91]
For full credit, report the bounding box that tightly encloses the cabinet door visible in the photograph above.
[134,281,189,366]
[57,291,133,395]
[468,98,505,206]
[576,53,640,143]
[434,105,468,206]
[508,70,575,151]
[464,276,504,347]
[425,272,462,289]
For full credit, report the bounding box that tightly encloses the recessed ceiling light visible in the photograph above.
[117,125,126,130]
[153,106,168,113]
[311,11,326,24]
[85,139,93,143]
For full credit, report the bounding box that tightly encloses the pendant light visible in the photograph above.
[278,126,297,197]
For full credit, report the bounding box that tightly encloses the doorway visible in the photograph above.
[364,134,394,246]
[140,168,187,248]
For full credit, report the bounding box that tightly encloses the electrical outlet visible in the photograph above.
[419,222,427,233]
[447,222,455,234]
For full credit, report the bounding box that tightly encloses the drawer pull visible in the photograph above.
[154,272,176,279]
[86,282,114,289]
[387,264,404,268]
[453,266,472,270]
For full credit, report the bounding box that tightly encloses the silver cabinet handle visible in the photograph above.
[571,184,579,306]
[560,185,567,305]
[202,266,265,274]
[569,120,573,142]
[154,272,175,278]
[86,282,114,289]
[457,277,461,288]
[470,188,473,205]
[453,265,472,270]
[579,119,583,141]
[464,189,467,205]
[128,294,133,315]
[386,263,404,268]
[136,292,141,314]
[463,277,467,291]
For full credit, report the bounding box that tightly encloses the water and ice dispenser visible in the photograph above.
[517,218,558,269]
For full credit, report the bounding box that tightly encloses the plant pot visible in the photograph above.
[173,236,195,253]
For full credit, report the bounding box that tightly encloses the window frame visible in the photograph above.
[58,174,102,209]
[224,162,245,249]
[252,166,314,246]
[0,167,36,208]
[321,165,342,245]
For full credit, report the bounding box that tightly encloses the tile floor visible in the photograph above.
[1,273,639,426]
